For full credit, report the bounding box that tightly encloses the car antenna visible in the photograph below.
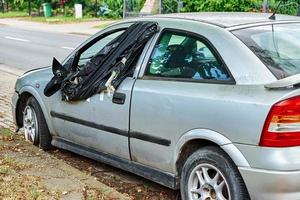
[269,0,284,20]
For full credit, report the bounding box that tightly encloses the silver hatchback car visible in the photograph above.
[11,13,300,200]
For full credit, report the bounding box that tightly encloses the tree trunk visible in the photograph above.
[28,0,31,16]
[1,0,4,13]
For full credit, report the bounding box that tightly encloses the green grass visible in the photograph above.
[23,15,100,24]
[0,128,11,136]
[0,166,11,175]
[0,11,118,27]
[0,11,28,18]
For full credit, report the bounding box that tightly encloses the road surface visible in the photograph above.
[0,24,87,72]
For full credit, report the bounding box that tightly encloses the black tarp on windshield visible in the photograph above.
[44,21,159,101]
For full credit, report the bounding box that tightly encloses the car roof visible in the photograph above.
[146,12,300,28]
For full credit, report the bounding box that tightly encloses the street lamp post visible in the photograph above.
[159,0,161,14]
[123,0,126,18]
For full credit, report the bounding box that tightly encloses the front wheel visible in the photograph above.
[23,96,52,150]
[180,146,250,200]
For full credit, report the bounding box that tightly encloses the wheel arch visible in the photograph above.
[174,129,250,176]
[16,86,54,134]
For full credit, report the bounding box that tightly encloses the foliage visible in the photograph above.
[0,11,28,18]
[181,0,258,12]
[1,0,146,18]
[269,0,300,15]
[101,0,123,17]
[162,0,300,15]
[97,0,146,18]
[162,0,178,13]
[2,0,300,18]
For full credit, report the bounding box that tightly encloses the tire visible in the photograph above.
[180,146,250,200]
[23,96,52,150]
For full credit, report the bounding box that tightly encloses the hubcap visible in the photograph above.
[188,163,231,200]
[23,106,38,143]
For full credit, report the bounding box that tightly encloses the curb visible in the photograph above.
[0,64,25,76]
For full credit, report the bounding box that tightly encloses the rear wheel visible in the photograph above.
[23,97,52,150]
[180,146,250,200]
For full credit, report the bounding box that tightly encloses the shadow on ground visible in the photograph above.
[50,149,179,200]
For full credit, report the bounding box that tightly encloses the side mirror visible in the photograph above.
[52,57,67,76]
[44,57,68,97]
[63,53,78,72]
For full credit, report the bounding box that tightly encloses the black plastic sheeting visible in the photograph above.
[44,21,159,101]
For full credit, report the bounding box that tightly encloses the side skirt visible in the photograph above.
[51,137,179,189]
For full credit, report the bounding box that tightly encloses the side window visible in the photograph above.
[145,31,231,81]
[78,30,124,66]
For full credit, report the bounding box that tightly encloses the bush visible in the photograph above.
[181,0,260,12]
[179,0,300,15]
[5,0,300,18]
[269,0,300,15]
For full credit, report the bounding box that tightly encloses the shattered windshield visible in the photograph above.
[233,23,300,79]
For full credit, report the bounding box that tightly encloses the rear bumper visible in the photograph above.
[239,167,300,200]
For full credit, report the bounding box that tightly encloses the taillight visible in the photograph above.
[260,96,300,147]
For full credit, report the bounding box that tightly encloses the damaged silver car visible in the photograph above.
[11,13,300,200]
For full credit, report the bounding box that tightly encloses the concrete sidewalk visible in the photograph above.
[0,18,116,36]
[0,68,18,129]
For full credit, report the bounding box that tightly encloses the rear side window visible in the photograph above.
[145,31,232,82]
[233,23,300,79]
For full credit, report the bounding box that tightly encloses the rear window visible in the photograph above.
[233,23,300,79]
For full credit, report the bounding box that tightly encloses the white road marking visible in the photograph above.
[61,46,75,50]
[5,36,30,43]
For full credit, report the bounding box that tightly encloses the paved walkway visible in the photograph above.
[0,18,116,36]
[0,69,18,130]
[141,0,157,14]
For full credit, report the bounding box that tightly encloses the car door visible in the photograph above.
[130,28,235,173]
[49,24,136,159]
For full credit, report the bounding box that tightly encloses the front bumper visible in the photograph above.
[11,91,19,130]
[239,167,300,200]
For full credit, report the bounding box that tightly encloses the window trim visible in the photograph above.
[141,28,236,85]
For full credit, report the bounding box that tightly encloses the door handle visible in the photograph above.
[112,92,126,105]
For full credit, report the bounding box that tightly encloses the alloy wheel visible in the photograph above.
[188,163,231,200]
[23,105,38,143]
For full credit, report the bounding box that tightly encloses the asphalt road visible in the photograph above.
[0,25,87,71]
